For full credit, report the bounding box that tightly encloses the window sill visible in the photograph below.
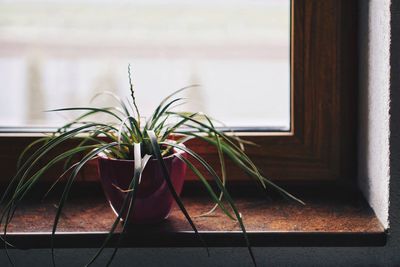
[2,183,386,249]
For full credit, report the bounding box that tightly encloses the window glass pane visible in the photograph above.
[0,0,290,130]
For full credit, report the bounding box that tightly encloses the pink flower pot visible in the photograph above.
[97,147,187,224]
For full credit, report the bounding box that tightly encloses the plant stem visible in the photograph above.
[128,64,141,127]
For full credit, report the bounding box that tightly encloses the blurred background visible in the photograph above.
[0,0,290,130]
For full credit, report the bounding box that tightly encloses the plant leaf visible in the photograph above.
[50,142,119,266]
[160,141,257,266]
[147,130,209,256]
[175,154,235,220]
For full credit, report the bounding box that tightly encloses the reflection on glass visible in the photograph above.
[0,0,290,130]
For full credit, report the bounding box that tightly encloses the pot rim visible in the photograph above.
[97,141,186,163]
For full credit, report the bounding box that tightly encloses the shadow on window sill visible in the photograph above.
[1,181,386,249]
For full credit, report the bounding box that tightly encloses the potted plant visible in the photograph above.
[0,66,303,266]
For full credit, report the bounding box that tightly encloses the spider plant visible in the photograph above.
[0,65,303,267]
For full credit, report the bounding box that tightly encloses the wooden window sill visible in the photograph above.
[1,183,386,249]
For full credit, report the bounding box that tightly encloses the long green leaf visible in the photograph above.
[0,123,111,214]
[181,132,304,205]
[12,126,111,196]
[16,137,50,169]
[90,91,131,118]
[1,144,103,266]
[86,144,146,267]
[51,142,119,266]
[200,116,227,217]
[145,85,199,129]
[148,97,185,130]
[161,112,199,141]
[175,154,235,220]
[55,107,126,133]
[48,107,125,124]
[160,141,257,266]
[147,130,209,256]
[104,143,143,267]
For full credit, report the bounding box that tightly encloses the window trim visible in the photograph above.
[0,0,358,186]
[184,0,358,185]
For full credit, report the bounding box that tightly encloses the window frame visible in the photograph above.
[185,0,358,185]
[0,0,358,186]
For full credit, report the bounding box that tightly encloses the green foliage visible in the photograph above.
[0,65,303,267]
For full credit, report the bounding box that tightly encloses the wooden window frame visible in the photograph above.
[184,0,358,186]
[0,0,358,186]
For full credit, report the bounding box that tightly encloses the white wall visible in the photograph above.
[358,0,391,228]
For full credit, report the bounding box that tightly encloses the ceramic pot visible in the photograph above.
[97,146,187,223]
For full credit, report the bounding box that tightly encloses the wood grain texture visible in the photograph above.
[180,0,358,185]
[0,0,358,185]
[1,184,385,248]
